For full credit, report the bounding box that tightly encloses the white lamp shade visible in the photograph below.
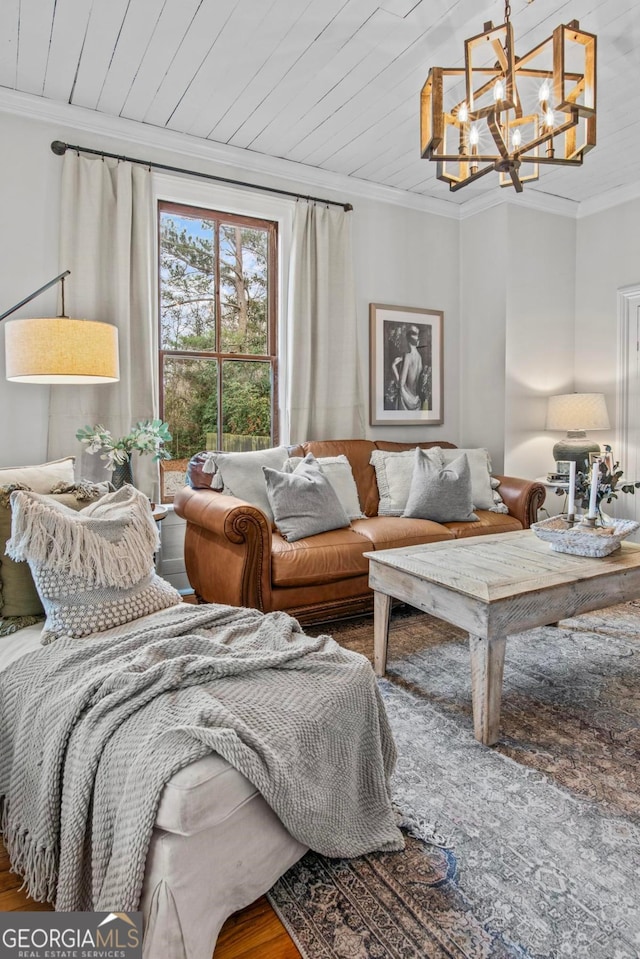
[545,393,610,432]
[5,317,119,384]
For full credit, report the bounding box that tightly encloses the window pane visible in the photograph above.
[160,212,216,351]
[222,361,272,452]
[219,224,269,355]
[163,356,218,461]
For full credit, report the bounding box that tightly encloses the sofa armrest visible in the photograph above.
[493,476,546,529]
[174,486,273,611]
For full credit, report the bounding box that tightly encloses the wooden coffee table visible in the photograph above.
[366,530,640,745]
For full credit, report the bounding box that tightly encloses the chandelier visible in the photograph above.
[420,1,596,192]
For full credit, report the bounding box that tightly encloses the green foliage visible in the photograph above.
[159,211,273,459]
[76,420,172,471]
[555,445,640,510]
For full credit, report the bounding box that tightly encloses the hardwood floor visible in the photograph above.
[0,843,300,958]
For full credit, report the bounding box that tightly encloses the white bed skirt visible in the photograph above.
[0,616,307,957]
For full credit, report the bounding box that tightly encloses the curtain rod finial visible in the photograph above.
[51,140,67,156]
[344,203,354,212]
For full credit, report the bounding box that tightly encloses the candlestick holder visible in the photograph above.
[581,515,598,529]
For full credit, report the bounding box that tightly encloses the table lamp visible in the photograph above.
[545,393,610,473]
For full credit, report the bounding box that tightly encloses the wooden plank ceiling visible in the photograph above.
[0,0,637,206]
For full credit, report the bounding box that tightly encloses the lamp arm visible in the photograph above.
[0,270,71,323]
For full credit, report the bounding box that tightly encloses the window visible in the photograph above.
[158,201,278,500]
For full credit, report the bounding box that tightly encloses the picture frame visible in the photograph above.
[555,460,572,475]
[369,303,444,426]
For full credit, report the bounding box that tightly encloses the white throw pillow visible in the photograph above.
[440,448,495,511]
[7,486,182,643]
[285,455,364,520]
[0,457,75,492]
[206,447,290,523]
[370,447,444,516]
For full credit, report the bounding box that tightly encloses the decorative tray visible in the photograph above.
[531,516,639,557]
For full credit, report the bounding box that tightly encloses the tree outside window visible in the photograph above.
[158,201,278,500]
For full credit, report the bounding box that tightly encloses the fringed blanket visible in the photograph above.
[0,604,402,911]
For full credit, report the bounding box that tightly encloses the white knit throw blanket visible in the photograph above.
[0,604,402,911]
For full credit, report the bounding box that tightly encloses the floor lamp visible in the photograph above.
[0,271,119,384]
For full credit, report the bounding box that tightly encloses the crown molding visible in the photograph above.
[577,180,640,219]
[0,86,628,223]
[457,185,579,220]
[0,87,459,219]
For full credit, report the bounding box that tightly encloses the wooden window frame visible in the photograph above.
[157,200,279,499]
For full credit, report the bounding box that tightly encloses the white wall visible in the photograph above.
[0,108,463,468]
[352,199,460,445]
[504,205,576,480]
[459,204,508,471]
[575,197,640,434]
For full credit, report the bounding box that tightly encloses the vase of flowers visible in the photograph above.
[76,420,172,489]
[556,445,640,522]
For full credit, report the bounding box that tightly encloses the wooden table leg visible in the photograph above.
[468,633,507,746]
[373,591,393,677]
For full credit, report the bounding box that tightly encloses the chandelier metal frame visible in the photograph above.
[420,2,596,192]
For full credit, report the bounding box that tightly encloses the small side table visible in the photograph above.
[151,505,168,524]
[535,476,569,519]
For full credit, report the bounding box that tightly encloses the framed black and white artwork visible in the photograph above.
[369,303,444,426]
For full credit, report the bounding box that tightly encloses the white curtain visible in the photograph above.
[48,153,158,499]
[286,202,365,443]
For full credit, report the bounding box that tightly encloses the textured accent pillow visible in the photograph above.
[371,447,444,516]
[263,453,351,542]
[284,455,364,520]
[206,447,290,522]
[403,450,478,523]
[6,486,182,644]
[440,448,494,510]
[0,456,75,492]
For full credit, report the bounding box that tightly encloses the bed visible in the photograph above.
[0,611,308,959]
[1,480,401,959]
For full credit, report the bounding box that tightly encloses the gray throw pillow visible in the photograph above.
[263,453,351,542]
[403,450,478,523]
[440,447,494,510]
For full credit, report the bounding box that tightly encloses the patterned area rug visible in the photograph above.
[268,603,640,958]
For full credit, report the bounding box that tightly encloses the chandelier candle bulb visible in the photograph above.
[588,461,600,519]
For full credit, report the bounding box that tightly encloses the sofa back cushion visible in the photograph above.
[292,440,459,517]
[292,440,379,516]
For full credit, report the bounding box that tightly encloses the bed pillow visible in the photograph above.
[440,448,495,510]
[205,447,289,523]
[263,453,351,543]
[284,454,364,520]
[6,486,182,644]
[370,447,444,516]
[403,450,478,523]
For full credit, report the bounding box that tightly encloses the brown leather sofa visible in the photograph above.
[174,440,545,624]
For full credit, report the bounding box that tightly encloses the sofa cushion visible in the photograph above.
[351,516,454,551]
[271,528,370,587]
[264,454,351,542]
[207,446,290,523]
[295,440,379,518]
[404,450,478,523]
[285,454,364,520]
[370,447,445,516]
[441,447,495,510]
[445,510,523,538]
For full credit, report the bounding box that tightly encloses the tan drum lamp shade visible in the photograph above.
[1,271,119,384]
[546,392,610,472]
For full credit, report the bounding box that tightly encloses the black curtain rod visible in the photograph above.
[50,140,353,212]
